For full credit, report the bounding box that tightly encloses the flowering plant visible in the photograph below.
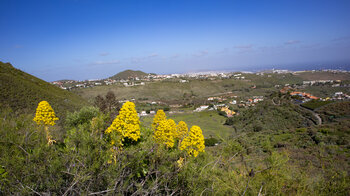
[33,101,58,145]
[180,125,205,157]
[154,119,177,148]
[105,101,140,146]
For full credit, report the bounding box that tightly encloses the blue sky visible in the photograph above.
[1,0,350,81]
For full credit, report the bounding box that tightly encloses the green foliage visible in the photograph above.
[75,77,253,102]
[253,124,263,132]
[319,128,330,134]
[302,99,333,110]
[65,106,99,128]
[0,61,89,118]
[1,96,350,194]
[224,117,234,125]
[204,137,220,146]
[218,110,227,117]
[231,100,316,131]
[296,127,307,133]
[317,101,350,121]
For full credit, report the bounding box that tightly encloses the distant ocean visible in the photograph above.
[184,61,350,75]
[242,62,350,73]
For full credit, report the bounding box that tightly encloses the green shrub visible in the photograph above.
[296,128,307,133]
[65,106,99,128]
[319,128,330,134]
[204,137,220,146]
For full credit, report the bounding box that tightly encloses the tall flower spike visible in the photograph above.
[33,101,59,145]
[180,125,205,157]
[176,121,188,140]
[154,119,177,148]
[105,101,140,146]
[152,110,167,131]
[33,101,59,126]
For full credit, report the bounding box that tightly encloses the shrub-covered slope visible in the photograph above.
[229,100,318,132]
[0,62,89,116]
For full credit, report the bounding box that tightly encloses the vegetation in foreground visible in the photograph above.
[1,98,349,195]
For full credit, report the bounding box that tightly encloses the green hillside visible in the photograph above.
[0,62,89,116]
[109,69,148,80]
[75,79,255,103]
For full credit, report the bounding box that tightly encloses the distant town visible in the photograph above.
[51,69,350,117]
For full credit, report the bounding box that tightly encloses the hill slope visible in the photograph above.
[110,69,148,80]
[0,62,89,116]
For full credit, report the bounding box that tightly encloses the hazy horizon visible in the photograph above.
[1,0,350,81]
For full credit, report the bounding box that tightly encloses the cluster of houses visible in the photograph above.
[193,94,265,116]
[51,79,119,90]
[139,110,156,116]
[290,91,319,101]
[220,107,236,117]
[53,71,237,90]
[280,84,350,102]
[332,92,350,100]
[123,82,145,87]
[234,96,264,107]
[193,104,236,117]
[302,80,341,86]
[207,93,238,102]
[232,73,246,80]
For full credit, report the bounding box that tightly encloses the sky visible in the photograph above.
[1,0,350,81]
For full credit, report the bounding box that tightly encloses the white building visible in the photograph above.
[194,105,209,112]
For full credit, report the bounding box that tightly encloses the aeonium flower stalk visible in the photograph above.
[180,125,205,157]
[105,101,140,147]
[33,101,59,145]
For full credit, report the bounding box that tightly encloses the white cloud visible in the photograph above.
[234,44,253,49]
[170,54,180,58]
[93,60,120,65]
[99,52,110,56]
[147,53,159,58]
[193,50,208,57]
[331,36,350,42]
[284,40,301,45]
[217,48,229,54]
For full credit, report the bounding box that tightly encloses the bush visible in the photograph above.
[224,117,234,125]
[253,125,263,132]
[65,106,99,128]
[218,111,227,117]
[204,137,220,146]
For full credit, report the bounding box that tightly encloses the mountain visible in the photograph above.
[109,69,148,80]
[0,62,89,116]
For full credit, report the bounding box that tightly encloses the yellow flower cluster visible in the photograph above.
[180,125,205,157]
[177,157,184,168]
[105,101,140,144]
[152,110,166,130]
[176,121,188,140]
[33,101,59,126]
[154,119,177,148]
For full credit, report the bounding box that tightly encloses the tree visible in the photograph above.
[180,125,205,157]
[94,91,120,114]
[105,101,140,148]
[105,91,118,113]
[33,100,59,145]
[152,110,167,131]
[154,119,177,148]
[94,95,107,112]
